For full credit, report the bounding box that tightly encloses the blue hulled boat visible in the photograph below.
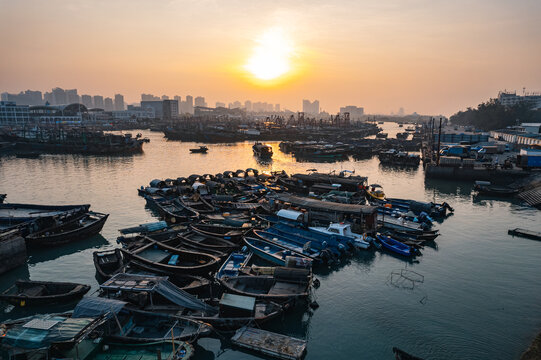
[376,234,415,257]
[244,237,305,266]
[216,248,253,280]
[252,230,325,262]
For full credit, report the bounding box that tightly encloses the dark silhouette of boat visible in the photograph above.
[0,280,90,307]
[25,211,108,247]
[189,146,208,153]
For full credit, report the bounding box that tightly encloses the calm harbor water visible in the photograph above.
[1,125,540,359]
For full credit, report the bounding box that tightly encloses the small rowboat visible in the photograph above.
[376,234,415,257]
[0,280,90,307]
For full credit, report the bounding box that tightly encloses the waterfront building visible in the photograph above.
[216,102,226,108]
[112,107,155,122]
[81,95,93,108]
[114,94,125,111]
[521,123,541,134]
[93,95,104,109]
[28,103,85,125]
[179,95,194,114]
[104,97,114,111]
[340,105,364,120]
[498,91,541,109]
[0,101,30,125]
[245,100,252,112]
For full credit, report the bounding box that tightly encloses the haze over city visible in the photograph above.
[1,0,540,115]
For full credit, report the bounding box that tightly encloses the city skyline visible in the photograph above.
[1,1,540,116]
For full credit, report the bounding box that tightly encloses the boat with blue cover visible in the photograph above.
[252,229,327,263]
[272,222,355,253]
[265,225,345,256]
[216,248,253,280]
[376,234,416,257]
[244,237,305,266]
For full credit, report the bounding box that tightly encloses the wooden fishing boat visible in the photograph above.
[94,248,126,280]
[145,195,199,224]
[179,230,239,251]
[89,340,194,360]
[252,142,273,158]
[190,222,249,242]
[220,268,311,302]
[244,236,302,266]
[25,211,108,247]
[216,249,253,280]
[121,239,220,275]
[0,202,89,224]
[376,234,415,257]
[0,280,90,306]
[474,182,518,197]
[179,195,215,213]
[366,184,385,201]
[252,229,323,262]
[0,194,6,203]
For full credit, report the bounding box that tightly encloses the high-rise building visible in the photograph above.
[194,96,206,108]
[52,87,67,105]
[104,97,114,111]
[0,90,43,105]
[229,101,242,109]
[66,89,79,104]
[0,101,30,126]
[161,95,169,100]
[244,100,252,112]
[81,95,93,108]
[275,104,280,112]
[302,99,319,115]
[216,102,226,108]
[163,99,179,119]
[266,103,274,112]
[93,95,104,109]
[141,101,163,119]
[44,92,53,105]
[141,94,160,101]
[114,94,125,111]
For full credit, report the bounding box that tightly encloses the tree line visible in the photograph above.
[450,99,541,131]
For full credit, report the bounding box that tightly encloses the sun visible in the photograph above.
[244,27,294,81]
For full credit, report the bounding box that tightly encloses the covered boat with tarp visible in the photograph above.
[0,203,90,225]
[72,296,211,343]
[0,312,107,359]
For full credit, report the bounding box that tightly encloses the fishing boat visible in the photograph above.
[0,202,90,224]
[190,222,249,242]
[0,280,90,307]
[179,230,239,251]
[252,142,273,158]
[15,152,41,159]
[244,237,300,266]
[189,146,208,153]
[179,195,215,214]
[396,132,409,139]
[366,184,385,201]
[375,132,388,138]
[93,249,126,280]
[376,234,416,257]
[216,249,253,280]
[378,214,429,232]
[0,194,5,203]
[25,211,109,247]
[308,223,371,249]
[220,267,312,302]
[473,181,518,197]
[145,196,199,224]
[121,239,220,275]
[89,340,194,360]
[252,229,325,262]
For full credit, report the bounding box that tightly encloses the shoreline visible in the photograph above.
[521,330,541,360]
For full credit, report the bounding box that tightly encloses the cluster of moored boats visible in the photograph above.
[0,169,454,359]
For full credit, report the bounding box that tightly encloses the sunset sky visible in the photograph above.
[1,0,540,115]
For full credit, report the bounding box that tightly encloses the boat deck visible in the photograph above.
[231,326,307,360]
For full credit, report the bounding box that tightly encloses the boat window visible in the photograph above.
[328,228,339,234]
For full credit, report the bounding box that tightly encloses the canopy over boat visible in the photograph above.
[272,193,377,215]
[99,273,218,314]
